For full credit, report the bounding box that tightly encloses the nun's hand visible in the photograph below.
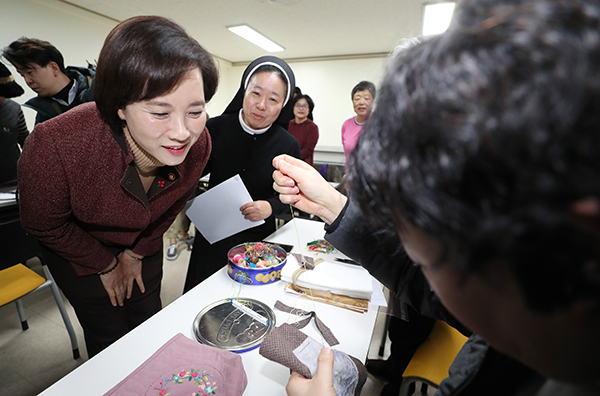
[240,200,272,221]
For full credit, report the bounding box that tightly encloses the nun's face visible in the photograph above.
[242,71,286,130]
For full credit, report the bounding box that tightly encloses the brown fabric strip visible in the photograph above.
[274,300,339,346]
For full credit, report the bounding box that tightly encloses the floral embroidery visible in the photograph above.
[154,369,217,395]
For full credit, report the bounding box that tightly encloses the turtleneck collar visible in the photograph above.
[123,126,164,175]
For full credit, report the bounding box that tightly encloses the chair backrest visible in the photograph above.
[402,320,469,386]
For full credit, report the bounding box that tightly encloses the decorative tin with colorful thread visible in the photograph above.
[226,242,287,285]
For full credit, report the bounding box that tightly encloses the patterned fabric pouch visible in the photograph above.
[258,301,367,396]
[103,333,247,396]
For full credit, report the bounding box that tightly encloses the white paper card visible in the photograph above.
[0,192,16,202]
[186,174,264,244]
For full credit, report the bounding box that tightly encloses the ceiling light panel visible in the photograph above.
[228,25,284,52]
[422,2,456,36]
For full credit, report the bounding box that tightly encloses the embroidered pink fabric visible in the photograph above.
[103,333,247,396]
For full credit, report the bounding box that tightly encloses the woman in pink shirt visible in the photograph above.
[341,81,376,172]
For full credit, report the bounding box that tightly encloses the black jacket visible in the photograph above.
[24,66,95,125]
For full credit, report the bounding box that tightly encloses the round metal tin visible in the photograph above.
[227,243,287,286]
[192,298,276,353]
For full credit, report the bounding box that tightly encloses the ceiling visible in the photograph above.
[61,0,430,64]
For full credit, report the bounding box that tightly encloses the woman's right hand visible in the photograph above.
[99,257,127,307]
[272,155,347,225]
[99,251,146,307]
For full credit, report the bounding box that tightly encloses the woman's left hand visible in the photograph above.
[118,250,146,298]
[240,200,272,221]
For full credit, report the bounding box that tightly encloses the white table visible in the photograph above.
[40,219,381,395]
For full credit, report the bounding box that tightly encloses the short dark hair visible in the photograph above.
[293,94,315,114]
[2,37,66,73]
[94,15,219,134]
[351,80,376,100]
[351,0,600,312]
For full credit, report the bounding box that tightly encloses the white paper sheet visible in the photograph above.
[0,192,16,202]
[186,174,264,244]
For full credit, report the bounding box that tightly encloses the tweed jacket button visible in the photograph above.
[126,178,132,185]
[168,173,176,181]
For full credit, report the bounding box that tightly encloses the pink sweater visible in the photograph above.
[341,117,364,172]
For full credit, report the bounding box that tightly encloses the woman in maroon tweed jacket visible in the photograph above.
[17,16,218,357]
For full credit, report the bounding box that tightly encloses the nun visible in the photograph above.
[184,56,301,291]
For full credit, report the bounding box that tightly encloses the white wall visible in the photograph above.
[290,57,388,163]
[2,0,390,163]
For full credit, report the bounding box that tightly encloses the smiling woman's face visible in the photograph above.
[117,68,206,166]
[293,98,309,121]
[242,71,286,130]
[352,89,373,119]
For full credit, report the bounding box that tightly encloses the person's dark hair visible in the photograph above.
[293,94,315,115]
[351,80,376,100]
[94,15,219,134]
[2,37,66,73]
[351,0,600,312]
[294,86,302,95]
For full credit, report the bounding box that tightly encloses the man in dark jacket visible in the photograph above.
[2,37,94,125]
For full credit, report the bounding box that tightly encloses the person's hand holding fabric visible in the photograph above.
[286,348,336,396]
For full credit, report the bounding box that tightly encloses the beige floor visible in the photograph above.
[0,227,422,396]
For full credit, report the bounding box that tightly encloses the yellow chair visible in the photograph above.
[399,320,468,396]
[0,263,80,359]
